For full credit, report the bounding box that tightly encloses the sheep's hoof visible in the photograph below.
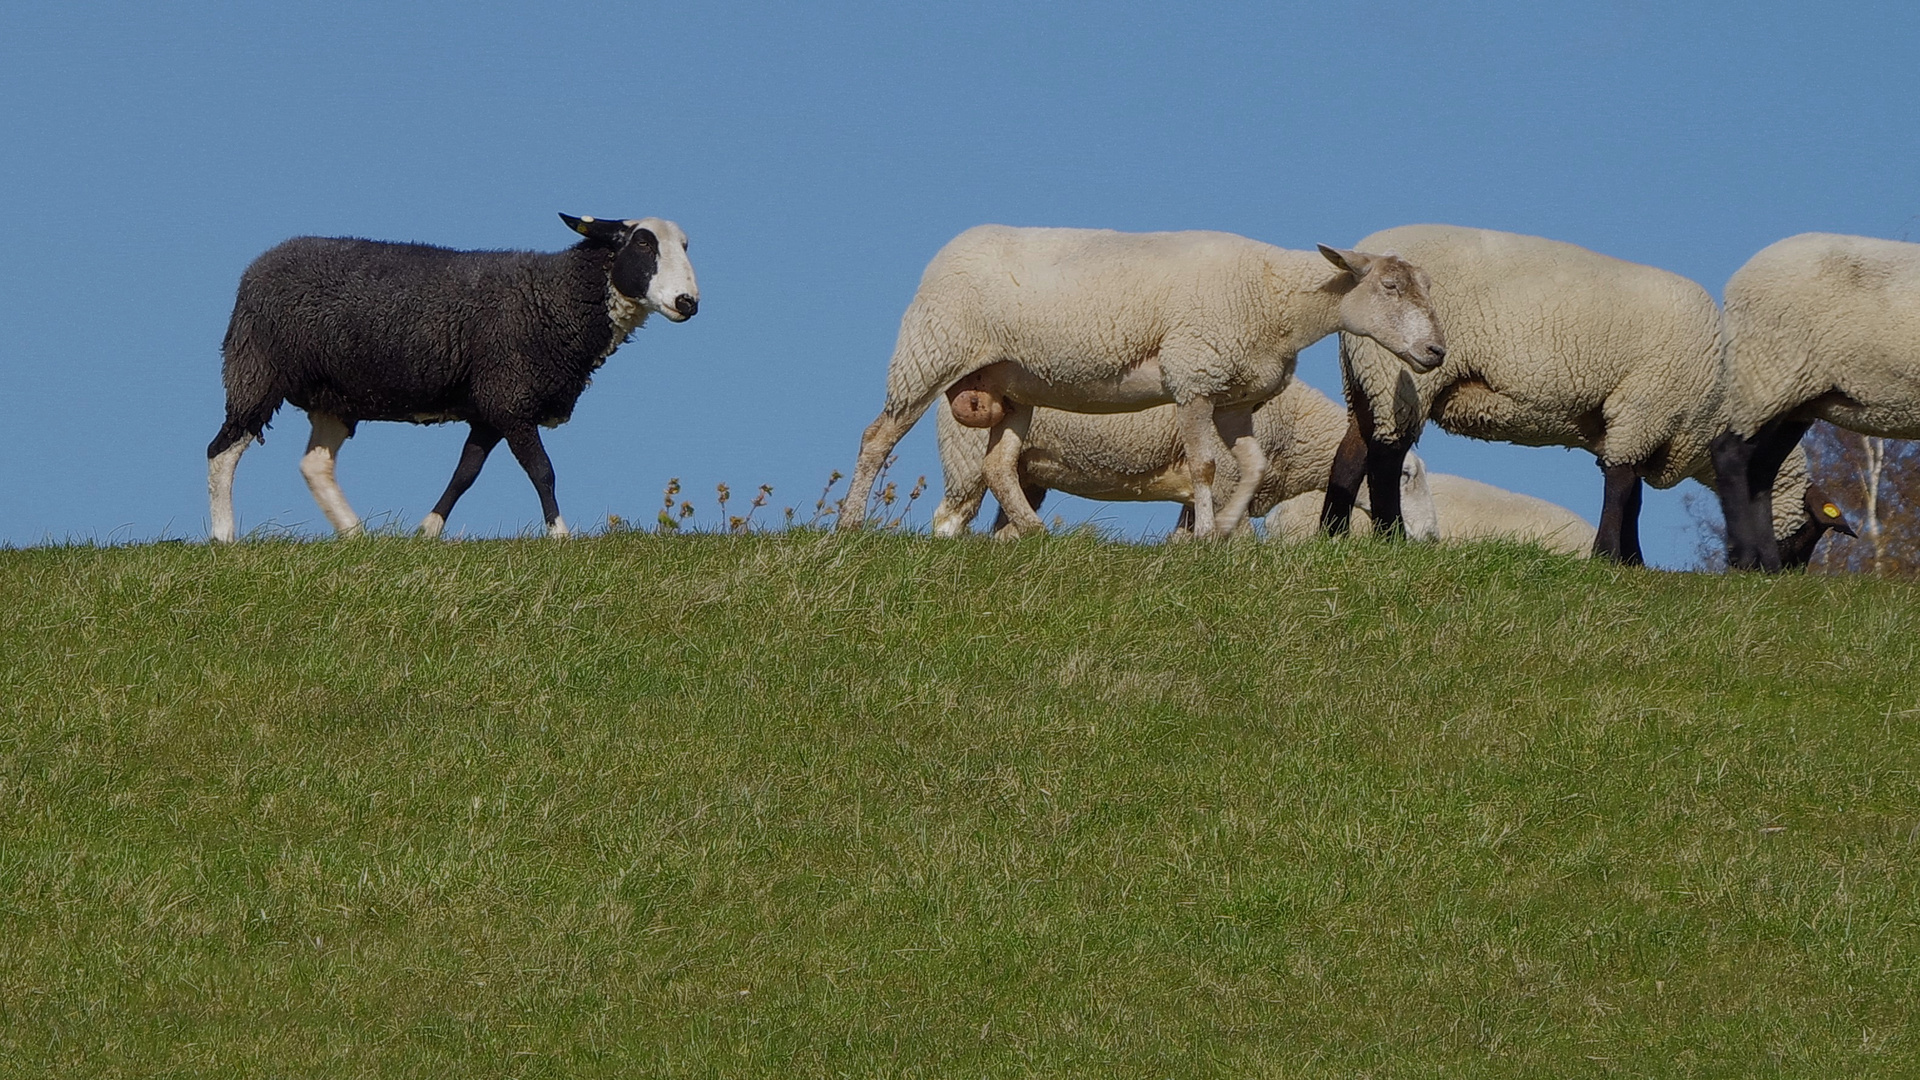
[547,517,571,539]
[418,513,446,539]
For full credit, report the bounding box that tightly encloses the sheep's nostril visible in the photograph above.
[1427,344,1447,364]
[674,294,698,318]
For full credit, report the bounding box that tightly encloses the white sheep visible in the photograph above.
[930,378,1439,540]
[1271,468,1595,556]
[837,225,1447,538]
[1712,232,1912,570]
[1330,224,1853,566]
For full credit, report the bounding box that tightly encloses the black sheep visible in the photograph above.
[207,214,698,541]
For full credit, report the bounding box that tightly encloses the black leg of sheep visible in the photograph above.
[1712,420,1814,572]
[1318,415,1370,536]
[421,423,504,537]
[1594,463,1646,566]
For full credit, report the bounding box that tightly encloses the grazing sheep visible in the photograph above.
[207,214,699,542]
[930,378,1438,540]
[1275,469,1595,555]
[1326,224,1853,566]
[1712,232,1912,570]
[838,225,1447,538]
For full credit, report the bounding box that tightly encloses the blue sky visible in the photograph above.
[2,2,1915,564]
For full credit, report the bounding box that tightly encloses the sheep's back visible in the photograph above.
[225,238,610,424]
[1724,233,1920,438]
[1342,225,1722,476]
[917,226,1280,380]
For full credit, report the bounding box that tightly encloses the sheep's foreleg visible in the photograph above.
[982,405,1043,537]
[1364,439,1411,538]
[421,423,503,538]
[1709,432,1763,570]
[502,425,568,538]
[1174,397,1224,538]
[1212,404,1266,535]
[207,438,250,543]
[300,412,363,537]
[1741,418,1814,572]
[1593,462,1645,565]
[1320,413,1368,536]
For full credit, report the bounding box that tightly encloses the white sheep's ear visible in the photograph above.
[1318,244,1376,278]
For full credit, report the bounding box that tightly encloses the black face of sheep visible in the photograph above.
[207,213,700,543]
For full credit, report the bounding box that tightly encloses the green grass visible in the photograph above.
[1,532,1916,1077]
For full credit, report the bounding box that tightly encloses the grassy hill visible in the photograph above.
[1,532,1916,1077]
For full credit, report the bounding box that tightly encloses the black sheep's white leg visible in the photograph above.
[502,425,568,538]
[420,423,503,538]
[1593,462,1645,565]
[300,412,363,536]
[207,433,251,543]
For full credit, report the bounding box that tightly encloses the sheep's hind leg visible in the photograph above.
[841,412,918,530]
[982,406,1043,537]
[301,412,363,537]
[990,485,1047,539]
[502,425,568,537]
[207,433,250,543]
[1593,462,1645,565]
[420,423,502,538]
[931,486,986,537]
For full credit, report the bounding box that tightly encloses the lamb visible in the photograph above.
[207,214,698,542]
[930,378,1438,540]
[836,225,1447,538]
[1272,467,1594,556]
[1712,232,1914,571]
[1324,224,1854,566]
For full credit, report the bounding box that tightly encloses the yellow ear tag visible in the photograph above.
[1823,503,1841,518]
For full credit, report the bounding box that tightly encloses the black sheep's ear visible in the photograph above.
[560,213,630,242]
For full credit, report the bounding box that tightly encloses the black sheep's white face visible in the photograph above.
[610,217,700,323]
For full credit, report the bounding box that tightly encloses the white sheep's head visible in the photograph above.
[1398,451,1440,542]
[1319,245,1447,373]
[561,214,701,322]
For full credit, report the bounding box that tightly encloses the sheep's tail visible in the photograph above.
[839,296,982,529]
[208,307,283,458]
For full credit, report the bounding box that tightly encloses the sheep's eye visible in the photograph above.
[1382,278,1402,292]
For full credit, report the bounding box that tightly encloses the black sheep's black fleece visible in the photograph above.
[210,233,637,449]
